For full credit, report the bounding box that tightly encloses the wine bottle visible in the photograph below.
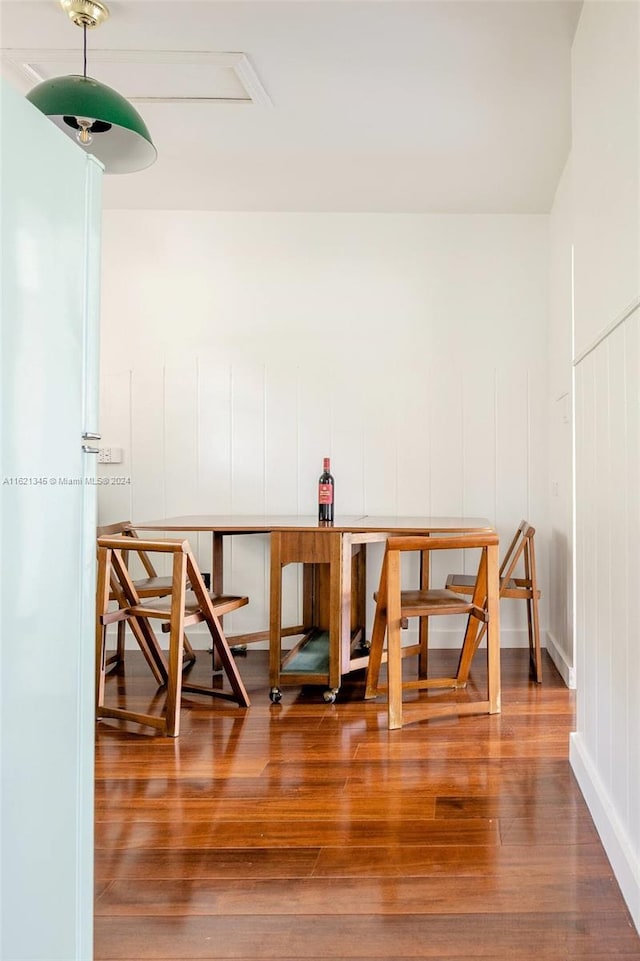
[318,457,334,524]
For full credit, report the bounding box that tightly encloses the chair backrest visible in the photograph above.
[499,520,537,592]
[97,534,217,628]
[96,521,158,579]
[382,532,500,618]
[98,532,189,592]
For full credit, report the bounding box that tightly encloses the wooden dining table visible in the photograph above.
[133,514,494,701]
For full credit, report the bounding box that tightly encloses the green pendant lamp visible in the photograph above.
[26,0,156,174]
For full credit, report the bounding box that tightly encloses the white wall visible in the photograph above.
[571,1,640,358]
[547,156,574,687]
[568,0,640,932]
[98,211,550,648]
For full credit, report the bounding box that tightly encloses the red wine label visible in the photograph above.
[318,483,333,504]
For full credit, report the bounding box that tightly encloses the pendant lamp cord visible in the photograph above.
[83,23,87,78]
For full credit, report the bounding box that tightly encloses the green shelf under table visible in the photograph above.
[280,629,330,677]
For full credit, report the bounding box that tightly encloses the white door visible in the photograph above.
[1,79,102,960]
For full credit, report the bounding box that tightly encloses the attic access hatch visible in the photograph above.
[2,49,272,106]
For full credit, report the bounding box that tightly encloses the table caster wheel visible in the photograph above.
[269,688,282,703]
[323,688,338,703]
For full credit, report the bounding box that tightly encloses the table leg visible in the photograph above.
[486,540,501,713]
[269,531,283,693]
[211,532,224,670]
[212,532,224,595]
[419,549,429,677]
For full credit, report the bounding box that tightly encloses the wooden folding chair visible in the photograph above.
[97,521,196,670]
[365,532,500,730]
[446,520,542,682]
[95,535,250,736]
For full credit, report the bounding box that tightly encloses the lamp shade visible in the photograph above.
[26,74,157,174]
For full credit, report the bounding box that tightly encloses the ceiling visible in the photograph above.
[0,0,582,213]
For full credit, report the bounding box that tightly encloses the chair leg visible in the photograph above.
[526,535,542,684]
[364,603,387,699]
[206,613,251,707]
[529,594,543,683]
[455,617,485,686]
[128,616,168,686]
[95,546,112,713]
[385,551,404,731]
[182,633,197,666]
[455,547,489,686]
[112,621,125,668]
[486,607,501,715]
[95,621,107,714]
[364,552,389,700]
[164,553,187,737]
[386,616,403,731]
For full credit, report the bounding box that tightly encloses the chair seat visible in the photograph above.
[446,572,540,598]
[133,575,189,597]
[445,574,476,590]
[400,588,484,617]
[135,591,248,618]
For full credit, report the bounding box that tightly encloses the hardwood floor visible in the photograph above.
[94,649,640,961]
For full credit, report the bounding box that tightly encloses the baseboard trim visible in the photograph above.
[545,630,575,689]
[107,625,545,653]
[570,732,640,935]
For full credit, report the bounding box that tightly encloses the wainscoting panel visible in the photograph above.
[99,357,548,647]
[571,307,640,931]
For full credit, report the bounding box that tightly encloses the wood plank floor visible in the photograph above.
[94,649,640,961]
